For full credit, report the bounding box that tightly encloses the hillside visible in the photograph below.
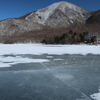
[0,1,100,44]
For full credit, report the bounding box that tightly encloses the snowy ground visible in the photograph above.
[0,44,100,68]
[0,44,100,100]
[0,44,100,55]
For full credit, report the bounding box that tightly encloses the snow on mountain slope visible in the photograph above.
[26,1,90,27]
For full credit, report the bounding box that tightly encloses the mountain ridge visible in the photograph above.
[0,1,100,44]
[24,1,90,27]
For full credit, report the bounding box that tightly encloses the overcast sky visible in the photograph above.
[0,0,100,20]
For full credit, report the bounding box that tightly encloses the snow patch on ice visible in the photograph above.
[54,59,63,61]
[46,56,53,58]
[0,56,49,68]
[90,88,100,100]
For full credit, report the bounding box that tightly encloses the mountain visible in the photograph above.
[86,10,100,25]
[0,1,99,43]
[25,1,90,27]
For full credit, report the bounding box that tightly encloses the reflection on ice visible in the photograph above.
[55,73,74,81]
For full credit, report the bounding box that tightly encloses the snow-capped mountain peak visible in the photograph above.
[49,1,83,12]
[25,1,89,26]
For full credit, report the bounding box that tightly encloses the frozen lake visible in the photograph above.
[0,54,100,100]
[0,44,100,100]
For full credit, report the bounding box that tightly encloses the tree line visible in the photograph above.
[41,30,97,44]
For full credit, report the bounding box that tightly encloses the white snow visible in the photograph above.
[46,56,53,58]
[54,59,63,61]
[91,93,100,100]
[26,1,85,24]
[0,44,100,55]
[35,2,60,23]
[0,56,49,67]
[55,1,84,13]
[0,44,100,67]
[90,88,100,100]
